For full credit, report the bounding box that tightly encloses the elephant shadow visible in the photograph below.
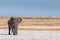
[0,34,8,35]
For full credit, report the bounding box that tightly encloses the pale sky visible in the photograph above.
[0,0,60,16]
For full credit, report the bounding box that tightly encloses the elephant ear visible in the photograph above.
[18,17,22,24]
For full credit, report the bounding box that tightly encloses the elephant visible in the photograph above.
[8,17,22,35]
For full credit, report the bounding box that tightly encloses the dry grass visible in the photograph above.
[0,27,60,31]
[0,16,60,29]
[0,16,60,26]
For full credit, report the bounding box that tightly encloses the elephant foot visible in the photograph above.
[13,33,16,35]
[12,31,17,35]
[13,33,18,35]
[8,33,11,35]
[13,31,18,35]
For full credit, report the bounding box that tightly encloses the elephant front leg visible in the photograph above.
[8,27,11,35]
[13,29,17,35]
[13,29,15,35]
[15,28,18,35]
[13,25,18,35]
[13,26,16,35]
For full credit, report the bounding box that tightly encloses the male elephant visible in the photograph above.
[8,17,22,35]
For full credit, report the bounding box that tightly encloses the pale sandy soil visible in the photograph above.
[0,26,60,40]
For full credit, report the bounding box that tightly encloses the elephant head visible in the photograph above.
[12,17,22,25]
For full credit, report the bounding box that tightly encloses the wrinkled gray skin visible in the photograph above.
[8,17,22,35]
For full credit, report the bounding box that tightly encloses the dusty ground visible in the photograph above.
[0,29,60,40]
[0,26,60,40]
